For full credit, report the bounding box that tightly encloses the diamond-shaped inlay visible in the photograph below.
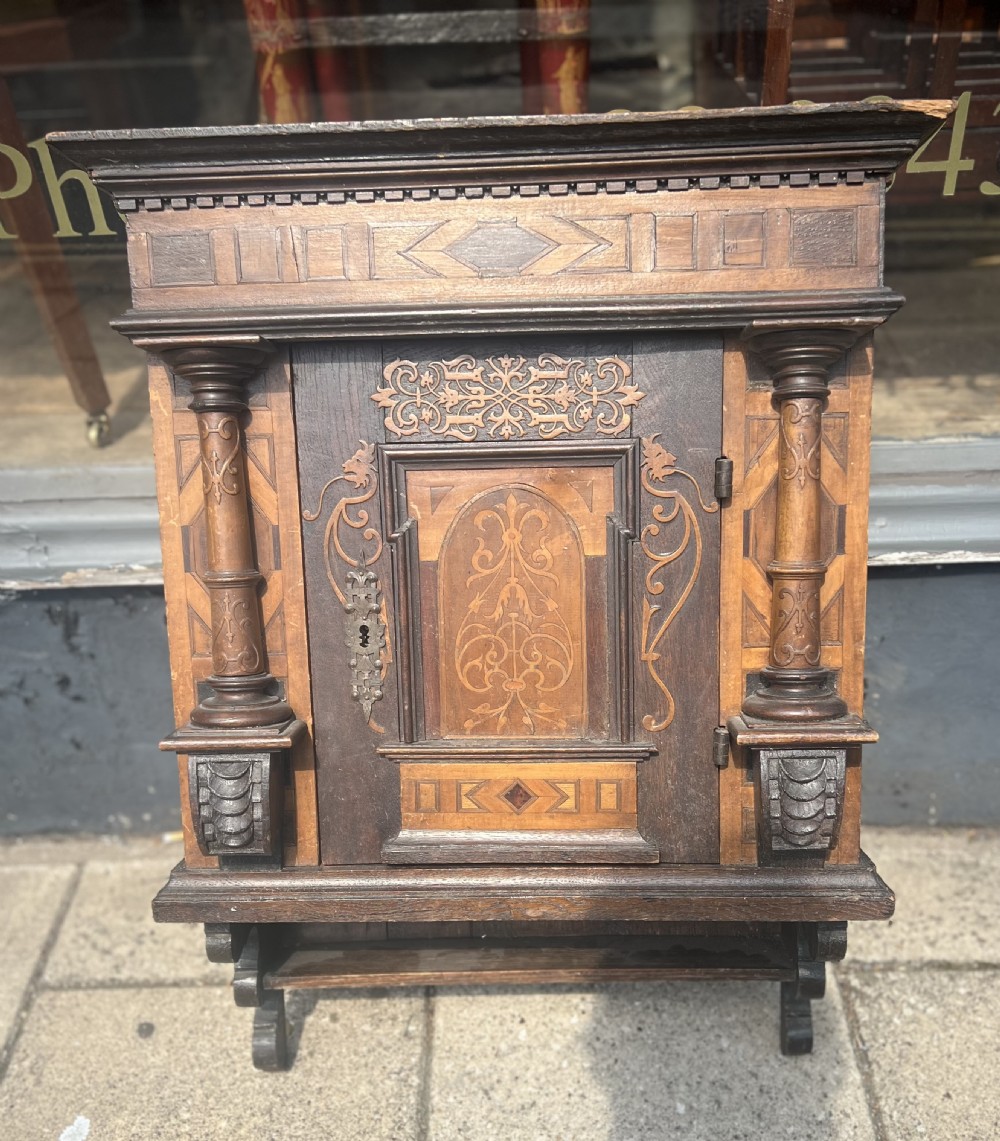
[500,780,538,814]
[445,222,555,276]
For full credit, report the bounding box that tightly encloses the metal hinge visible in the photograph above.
[714,456,734,502]
[713,726,731,768]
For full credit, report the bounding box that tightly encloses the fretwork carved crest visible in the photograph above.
[373,353,643,441]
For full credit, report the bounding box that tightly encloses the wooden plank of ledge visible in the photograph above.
[264,945,795,990]
[152,852,895,924]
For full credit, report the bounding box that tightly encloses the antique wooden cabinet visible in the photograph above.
[56,100,946,1070]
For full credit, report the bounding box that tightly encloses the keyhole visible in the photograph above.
[358,623,370,649]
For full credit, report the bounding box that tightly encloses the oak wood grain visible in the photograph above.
[153,853,895,924]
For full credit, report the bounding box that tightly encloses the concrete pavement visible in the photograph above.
[1,827,997,1140]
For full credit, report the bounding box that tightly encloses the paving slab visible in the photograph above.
[0,835,183,866]
[851,826,1000,965]
[44,859,227,987]
[429,976,874,1141]
[2,985,426,1141]
[0,865,76,1051]
[842,966,1000,1141]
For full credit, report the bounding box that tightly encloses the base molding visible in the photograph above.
[153,852,894,925]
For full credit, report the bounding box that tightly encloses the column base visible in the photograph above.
[188,673,293,731]
[742,667,847,722]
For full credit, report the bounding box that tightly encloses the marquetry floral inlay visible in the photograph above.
[773,581,822,668]
[302,441,390,730]
[639,435,719,733]
[373,353,644,441]
[212,589,262,676]
[199,416,242,503]
[454,491,578,735]
[779,399,823,489]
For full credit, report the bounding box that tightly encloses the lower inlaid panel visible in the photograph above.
[400,762,637,831]
[386,761,658,864]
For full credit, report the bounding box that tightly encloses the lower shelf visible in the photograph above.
[264,936,796,990]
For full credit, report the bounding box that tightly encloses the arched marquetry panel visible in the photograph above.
[439,485,587,739]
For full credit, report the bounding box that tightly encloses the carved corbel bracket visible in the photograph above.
[758,746,846,851]
[164,721,305,859]
[728,715,876,856]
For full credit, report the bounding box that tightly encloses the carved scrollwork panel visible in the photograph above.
[373,353,644,441]
[199,415,243,503]
[638,435,719,733]
[444,488,584,737]
[212,589,263,676]
[302,441,391,731]
[778,399,823,489]
[771,580,822,669]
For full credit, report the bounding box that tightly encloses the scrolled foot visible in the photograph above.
[252,990,288,1071]
[780,979,814,1055]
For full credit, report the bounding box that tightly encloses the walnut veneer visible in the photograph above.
[53,99,947,1069]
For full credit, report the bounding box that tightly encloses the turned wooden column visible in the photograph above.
[161,344,292,732]
[742,329,857,723]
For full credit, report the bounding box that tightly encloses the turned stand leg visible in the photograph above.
[206,922,288,1071]
[742,329,857,723]
[779,921,848,1056]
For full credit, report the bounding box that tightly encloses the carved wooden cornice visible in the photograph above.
[113,169,882,214]
[52,101,949,203]
[110,291,907,346]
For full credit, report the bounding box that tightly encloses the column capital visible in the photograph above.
[743,327,860,403]
[159,343,273,413]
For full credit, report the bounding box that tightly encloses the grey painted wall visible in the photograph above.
[0,569,997,836]
[0,587,177,834]
[864,565,1000,827]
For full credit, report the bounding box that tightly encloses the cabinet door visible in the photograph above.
[294,334,722,866]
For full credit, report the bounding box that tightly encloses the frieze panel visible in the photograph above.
[373,353,643,442]
[125,183,881,309]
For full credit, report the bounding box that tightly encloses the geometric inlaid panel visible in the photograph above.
[399,761,638,832]
[127,186,878,313]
